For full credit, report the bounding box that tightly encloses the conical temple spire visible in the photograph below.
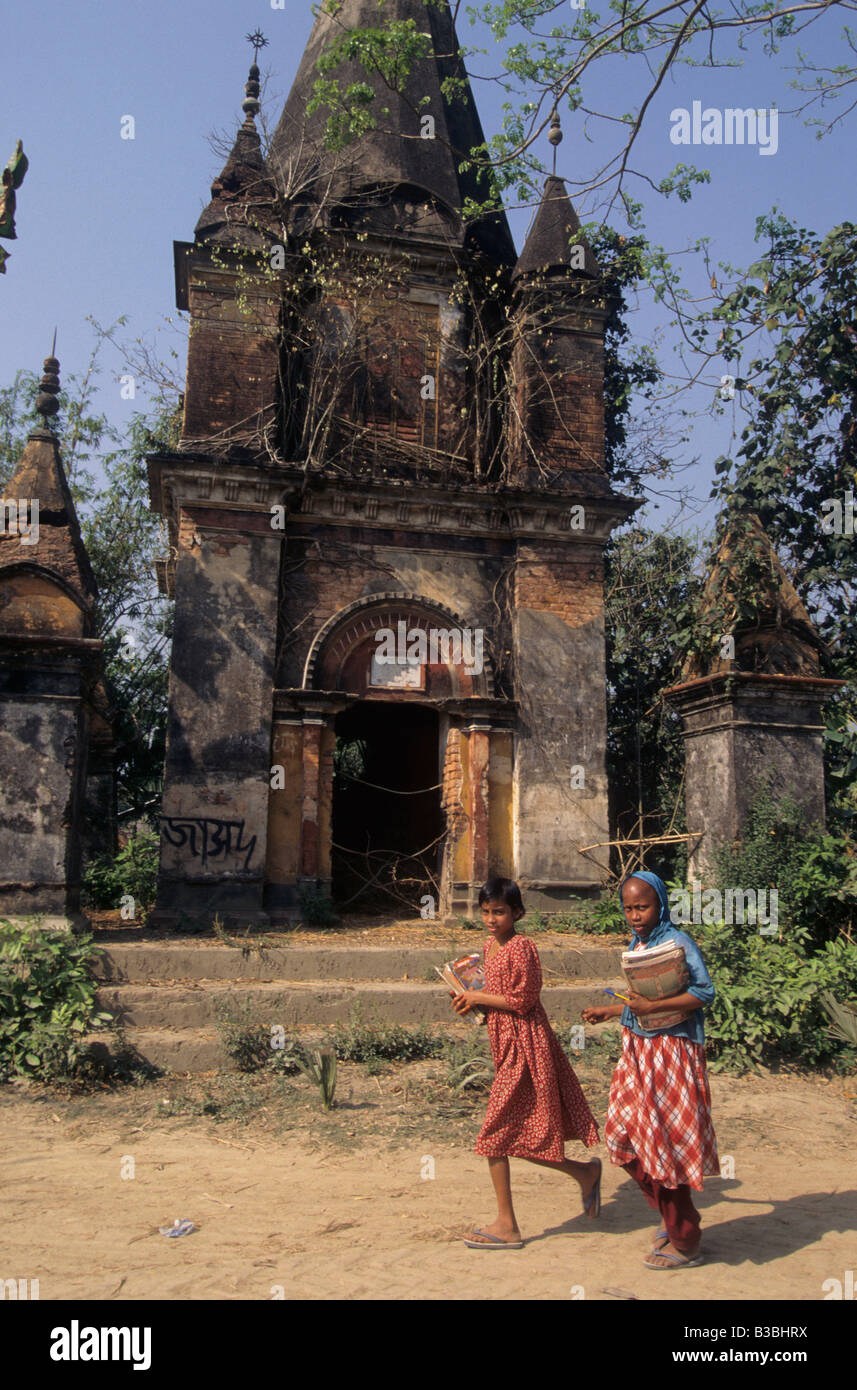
[684,512,825,679]
[514,175,599,280]
[0,354,97,609]
[194,48,275,246]
[268,0,515,261]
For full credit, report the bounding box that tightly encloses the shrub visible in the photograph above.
[214,1000,302,1074]
[710,790,857,947]
[329,1004,444,1071]
[82,828,160,917]
[0,920,114,1082]
[297,885,338,928]
[572,894,629,935]
[297,1048,337,1109]
[697,920,857,1072]
[439,1031,493,1095]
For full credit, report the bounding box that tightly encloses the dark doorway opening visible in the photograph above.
[331,702,444,914]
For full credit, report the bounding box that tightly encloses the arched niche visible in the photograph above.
[0,564,89,638]
[302,591,495,700]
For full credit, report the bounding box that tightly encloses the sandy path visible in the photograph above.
[2,1069,855,1302]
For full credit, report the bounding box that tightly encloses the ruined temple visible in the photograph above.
[148,1,637,925]
[664,512,844,876]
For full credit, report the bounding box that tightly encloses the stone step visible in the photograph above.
[86,1016,612,1075]
[87,1029,231,1074]
[91,941,623,984]
[95,978,614,1030]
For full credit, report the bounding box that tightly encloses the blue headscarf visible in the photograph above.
[620,869,673,932]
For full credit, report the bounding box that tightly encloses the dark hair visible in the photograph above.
[478,876,525,916]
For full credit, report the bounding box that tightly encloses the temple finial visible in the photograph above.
[242,30,268,127]
[548,108,563,177]
[35,348,60,425]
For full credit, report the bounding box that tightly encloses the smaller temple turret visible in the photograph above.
[508,148,608,493]
[663,511,844,877]
[0,355,112,925]
[175,44,280,447]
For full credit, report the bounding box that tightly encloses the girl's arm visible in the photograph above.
[453,990,518,1014]
[625,989,705,1019]
[453,939,542,1016]
[581,1002,624,1023]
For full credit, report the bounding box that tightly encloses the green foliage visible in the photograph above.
[697,921,857,1073]
[710,789,857,947]
[605,528,703,873]
[820,990,857,1046]
[296,1047,338,1109]
[214,1001,303,1075]
[329,1004,444,1071]
[672,790,857,1071]
[81,828,160,915]
[573,895,629,936]
[440,1031,493,1095]
[297,885,339,927]
[0,921,113,1082]
[308,17,434,149]
[708,216,857,680]
[525,896,627,935]
[0,332,179,825]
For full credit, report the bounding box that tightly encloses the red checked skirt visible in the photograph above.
[604,1029,720,1190]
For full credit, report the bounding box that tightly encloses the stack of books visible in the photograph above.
[621,939,691,1032]
[435,952,487,1026]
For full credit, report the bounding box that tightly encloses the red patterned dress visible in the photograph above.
[475,933,599,1161]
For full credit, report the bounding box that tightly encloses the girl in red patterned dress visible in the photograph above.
[583,870,719,1270]
[451,877,601,1249]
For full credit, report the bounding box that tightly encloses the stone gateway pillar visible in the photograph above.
[663,514,844,879]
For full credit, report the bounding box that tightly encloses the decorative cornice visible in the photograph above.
[147,455,634,543]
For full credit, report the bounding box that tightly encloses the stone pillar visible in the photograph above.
[512,542,611,906]
[299,718,324,879]
[487,727,514,879]
[465,723,491,911]
[264,719,303,916]
[664,673,844,879]
[0,635,98,927]
[151,512,281,927]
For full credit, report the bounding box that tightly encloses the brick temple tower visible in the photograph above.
[148,2,636,925]
[0,358,114,924]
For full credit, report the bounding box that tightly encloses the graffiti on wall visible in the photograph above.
[160,816,257,872]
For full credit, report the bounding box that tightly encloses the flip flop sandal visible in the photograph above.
[650,1227,669,1251]
[643,1247,703,1270]
[464,1229,524,1250]
[582,1159,602,1219]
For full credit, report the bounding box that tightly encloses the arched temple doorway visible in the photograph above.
[265,592,514,919]
[331,701,444,912]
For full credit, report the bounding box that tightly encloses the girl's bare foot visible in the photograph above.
[466,1218,522,1245]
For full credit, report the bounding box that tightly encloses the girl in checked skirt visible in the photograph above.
[583,870,720,1270]
[451,877,601,1249]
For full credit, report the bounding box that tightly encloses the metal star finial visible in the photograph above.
[246,30,268,63]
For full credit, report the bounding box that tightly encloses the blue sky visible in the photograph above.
[1,1,852,534]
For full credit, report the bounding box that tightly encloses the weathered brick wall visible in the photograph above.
[182,267,279,441]
[509,301,606,481]
[276,536,505,689]
[514,546,604,627]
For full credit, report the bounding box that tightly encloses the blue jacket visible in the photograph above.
[619,919,715,1046]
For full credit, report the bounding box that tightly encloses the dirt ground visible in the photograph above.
[3,1042,856,1302]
